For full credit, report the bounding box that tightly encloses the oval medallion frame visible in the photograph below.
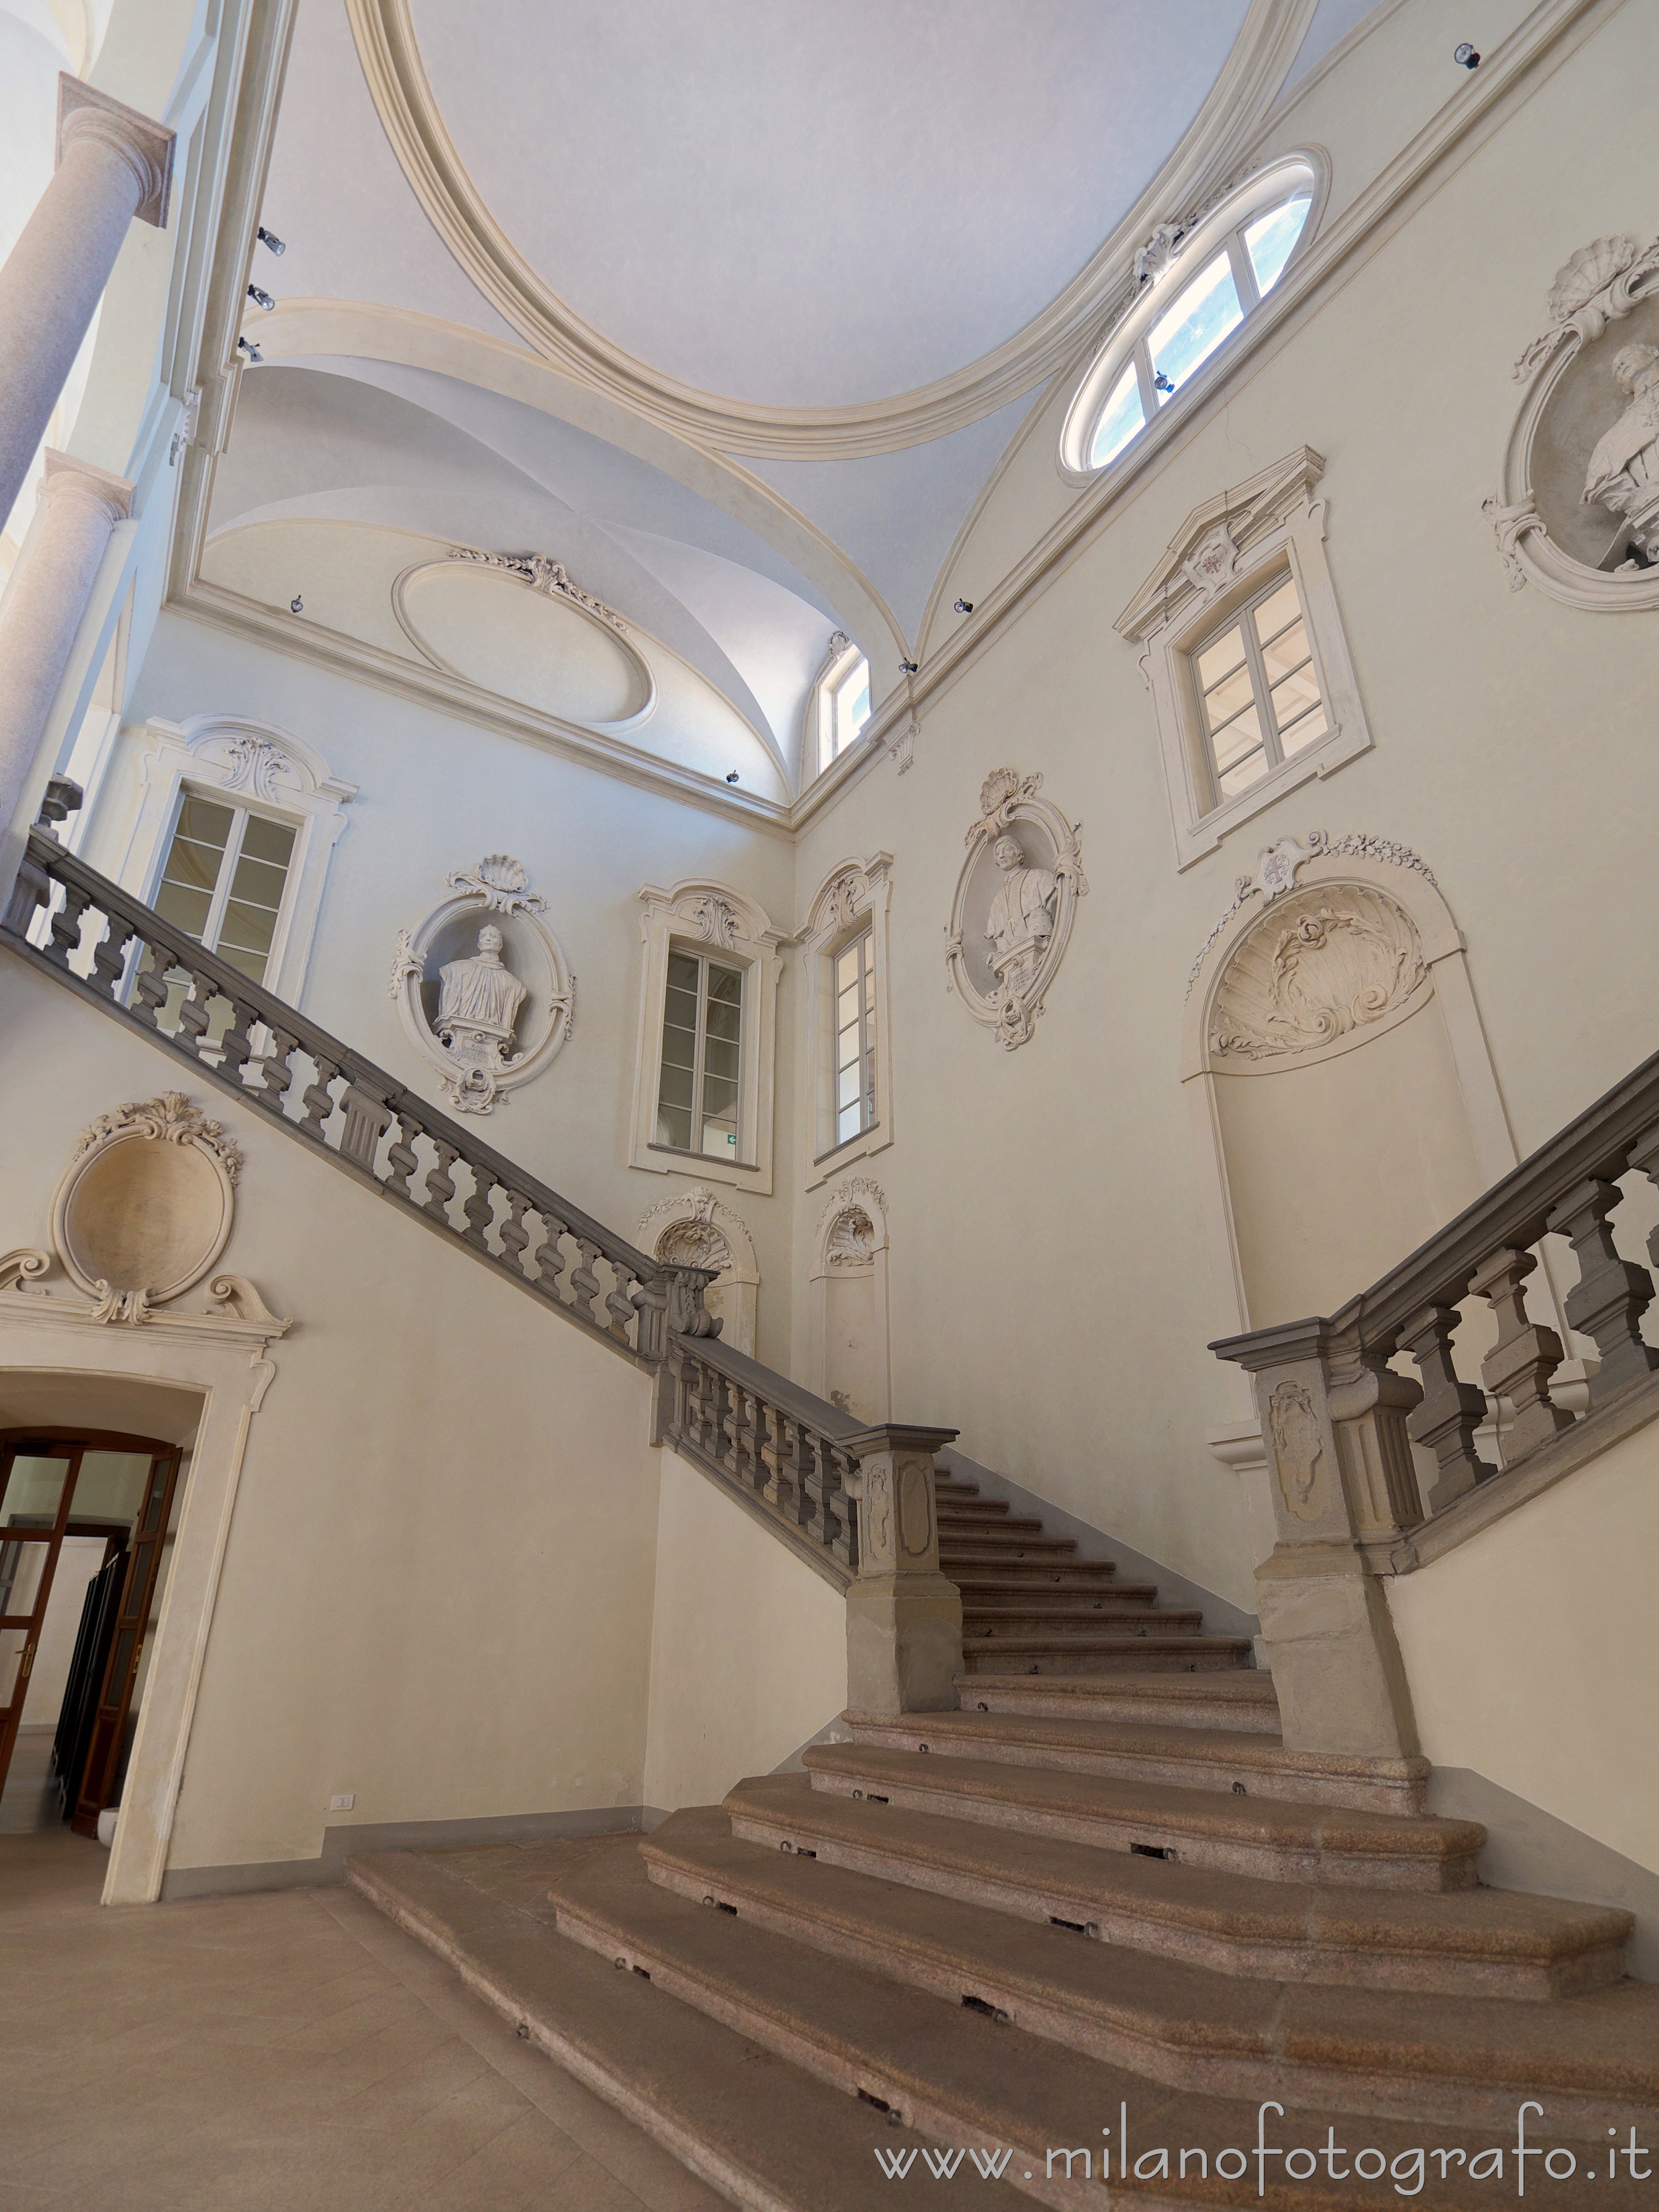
[945,767,1087,1050]
[53,1094,241,1307]
[390,855,575,1115]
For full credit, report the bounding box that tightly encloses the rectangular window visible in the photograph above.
[656,949,744,1159]
[150,793,298,984]
[1192,571,1326,807]
[833,927,877,1146]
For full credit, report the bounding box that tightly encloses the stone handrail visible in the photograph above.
[2,830,713,1367]
[1205,1046,1659,1764]
[4,835,968,1704]
[1212,1041,1659,1544]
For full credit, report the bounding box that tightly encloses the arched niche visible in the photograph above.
[810,1178,890,1424]
[1181,836,1518,1332]
[636,1186,758,1356]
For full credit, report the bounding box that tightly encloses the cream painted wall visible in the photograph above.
[1388,1421,1659,1878]
[97,612,803,1374]
[788,1,1659,1612]
[642,1450,846,1815]
[0,951,668,1872]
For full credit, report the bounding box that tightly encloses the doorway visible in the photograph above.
[0,1429,185,1839]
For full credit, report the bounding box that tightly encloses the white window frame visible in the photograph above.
[1115,448,1371,870]
[807,632,872,782]
[800,854,893,1190]
[629,880,784,1195]
[109,715,355,1003]
[1059,153,1327,486]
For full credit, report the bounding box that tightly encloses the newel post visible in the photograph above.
[841,1423,962,1715]
[1211,1320,1420,1761]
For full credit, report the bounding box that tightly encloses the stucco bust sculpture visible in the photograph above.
[984,832,1059,994]
[1582,341,1659,560]
[434,925,529,1106]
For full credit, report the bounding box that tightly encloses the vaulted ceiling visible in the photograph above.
[213,0,1382,804]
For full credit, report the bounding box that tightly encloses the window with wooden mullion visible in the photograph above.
[656,949,744,1161]
[150,791,297,985]
[833,927,876,1147]
[1193,571,1329,809]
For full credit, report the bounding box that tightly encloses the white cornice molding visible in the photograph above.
[342,0,1318,461]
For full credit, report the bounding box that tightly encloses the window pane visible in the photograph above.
[1149,252,1243,396]
[656,1105,693,1151]
[1260,618,1311,687]
[657,1063,694,1110]
[1244,195,1311,297]
[833,660,871,757]
[172,795,234,862]
[1218,747,1270,800]
[704,1036,739,1082]
[1195,625,1246,691]
[837,1024,859,1074]
[666,951,699,992]
[218,900,278,959]
[1088,361,1145,468]
[1276,700,1329,757]
[151,879,213,938]
[1202,664,1256,732]
[1251,577,1302,646]
[837,1064,861,1112]
[239,815,296,868]
[1269,663,1322,725]
[836,945,859,992]
[1210,705,1263,774]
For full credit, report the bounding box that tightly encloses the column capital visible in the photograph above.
[40,448,134,528]
[57,74,175,229]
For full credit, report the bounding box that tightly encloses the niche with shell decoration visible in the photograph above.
[811,1178,890,1423]
[636,1185,758,1356]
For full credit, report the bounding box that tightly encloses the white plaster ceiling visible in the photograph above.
[405,0,1251,409]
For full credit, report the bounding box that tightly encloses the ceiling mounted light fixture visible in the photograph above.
[246,284,275,312]
[1453,42,1479,67]
[257,225,286,255]
[725,770,739,783]
[953,599,974,615]
[237,336,262,363]
[899,658,918,674]
[289,593,304,614]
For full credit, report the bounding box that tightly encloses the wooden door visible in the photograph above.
[0,1439,81,1799]
[70,1447,182,1836]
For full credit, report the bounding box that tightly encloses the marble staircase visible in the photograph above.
[349,1467,1658,2209]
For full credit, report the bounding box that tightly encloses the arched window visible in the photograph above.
[1060,157,1322,481]
[812,632,871,778]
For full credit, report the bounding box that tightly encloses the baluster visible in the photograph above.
[217,993,259,1089]
[44,883,93,968]
[605,1262,637,1344]
[383,1113,423,1200]
[2,845,51,933]
[1545,1178,1659,1405]
[570,1240,603,1322]
[760,1404,790,1511]
[684,1352,716,1455]
[498,1190,531,1275]
[724,1387,758,1491]
[461,1166,497,1252]
[1469,1245,1574,1458]
[298,1054,341,1141]
[707,1369,733,1467]
[1401,1301,1490,1512]
[86,914,134,999]
[1630,1123,1659,1273]
[821,1442,857,1568]
[533,1214,569,1303]
[174,966,217,1058]
[422,1139,460,1224]
[252,1025,299,1118]
[132,945,172,1030]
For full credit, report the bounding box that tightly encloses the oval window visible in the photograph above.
[1063,158,1321,481]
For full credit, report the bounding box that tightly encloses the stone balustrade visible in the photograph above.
[1211,1041,1659,1759]
[3,830,701,1367]
[4,830,964,1711]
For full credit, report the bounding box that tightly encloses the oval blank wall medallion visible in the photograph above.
[54,1094,240,1303]
[395,561,652,724]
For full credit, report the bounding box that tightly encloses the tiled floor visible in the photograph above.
[1,1827,727,2212]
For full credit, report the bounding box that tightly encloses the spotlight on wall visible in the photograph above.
[1453,42,1479,67]
[899,658,919,674]
[725,770,739,783]
[1154,370,1176,394]
[290,593,304,614]
[257,225,287,255]
[246,284,275,312]
[237,336,263,363]
[953,598,974,615]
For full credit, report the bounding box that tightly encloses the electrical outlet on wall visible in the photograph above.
[328,1792,355,1811]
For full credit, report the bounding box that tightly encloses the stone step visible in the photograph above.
[960,1670,1283,1734]
[638,1809,1656,2130]
[725,1773,1632,2002]
[933,1498,1012,1517]
[939,1512,1045,1534]
[801,1743,1485,1892]
[842,1708,1425,1817]
[946,1563,1130,1589]
[346,1842,1016,2209]
[940,1537,1080,1559]
[964,1606,1196,1639]
[960,1634,1253,1675]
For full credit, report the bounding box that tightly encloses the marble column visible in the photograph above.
[0,75,174,532]
[0,451,133,842]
